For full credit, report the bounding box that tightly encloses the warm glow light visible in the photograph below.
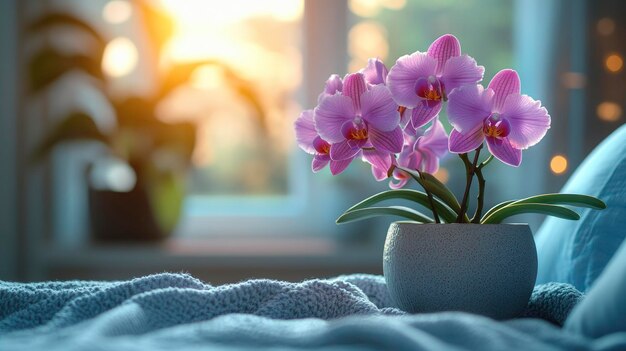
[349,21,388,62]
[159,0,303,24]
[605,54,623,73]
[434,167,449,184]
[157,0,303,171]
[191,65,223,90]
[550,155,568,175]
[102,0,133,24]
[102,37,138,77]
[597,18,615,36]
[597,102,622,122]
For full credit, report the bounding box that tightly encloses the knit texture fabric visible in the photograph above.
[521,282,583,325]
[1,273,581,334]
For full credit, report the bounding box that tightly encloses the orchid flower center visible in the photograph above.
[415,75,445,103]
[483,113,511,139]
[313,136,331,155]
[341,118,369,141]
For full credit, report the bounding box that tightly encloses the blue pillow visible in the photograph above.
[565,238,626,337]
[535,124,626,292]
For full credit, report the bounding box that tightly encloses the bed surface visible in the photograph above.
[2,273,625,351]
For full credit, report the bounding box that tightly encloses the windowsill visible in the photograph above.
[38,236,383,283]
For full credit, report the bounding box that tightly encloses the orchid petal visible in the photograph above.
[488,69,521,113]
[500,94,551,149]
[294,110,318,154]
[389,168,411,189]
[324,74,343,94]
[329,158,352,175]
[486,136,522,167]
[418,118,449,157]
[330,140,361,161]
[312,155,330,173]
[427,34,461,75]
[411,100,442,129]
[399,107,412,129]
[387,52,437,108]
[447,84,493,133]
[419,149,440,174]
[361,58,388,86]
[397,144,419,169]
[448,126,485,153]
[389,176,409,189]
[369,126,403,153]
[440,55,484,93]
[314,94,355,143]
[343,73,368,113]
[317,74,343,103]
[370,166,388,181]
[362,148,392,181]
[360,85,400,132]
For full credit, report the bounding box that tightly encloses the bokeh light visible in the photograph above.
[596,101,622,122]
[102,37,138,77]
[348,21,388,72]
[349,0,406,18]
[550,155,568,175]
[605,53,623,73]
[597,17,615,36]
[102,0,133,24]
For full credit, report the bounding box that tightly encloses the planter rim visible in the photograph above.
[391,221,529,227]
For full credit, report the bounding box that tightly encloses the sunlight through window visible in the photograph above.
[156,0,303,196]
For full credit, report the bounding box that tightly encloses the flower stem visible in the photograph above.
[471,155,494,223]
[418,170,440,223]
[456,145,483,223]
[472,168,486,223]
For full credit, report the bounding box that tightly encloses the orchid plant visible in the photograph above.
[295,34,605,225]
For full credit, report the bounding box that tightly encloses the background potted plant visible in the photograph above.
[28,3,264,241]
[295,34,605,319]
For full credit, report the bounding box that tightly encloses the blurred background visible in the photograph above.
[0,0,624,283]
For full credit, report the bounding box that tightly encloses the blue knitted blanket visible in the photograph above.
[1,273,622,351]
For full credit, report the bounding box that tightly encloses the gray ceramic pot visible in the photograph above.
[383,222,537,320]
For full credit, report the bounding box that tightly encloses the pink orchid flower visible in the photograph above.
[360,58,389,86]
[447,69,551,166]
[294,110,352,175]
[317,74,343,103]
[390,118,449,189]
[315,72,403,165]
[386,34,484,129]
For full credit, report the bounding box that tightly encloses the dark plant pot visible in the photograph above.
[88,183,169,242]
[383,222,537,320]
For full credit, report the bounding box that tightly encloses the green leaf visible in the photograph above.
[32,112,109,162]
[336,206,433,224]
[481,200,515,223]
[397,167,467,221]
[147,171,185,235]
[512,193,606,210]
[345,189,457,223]
[481,203,580,224]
